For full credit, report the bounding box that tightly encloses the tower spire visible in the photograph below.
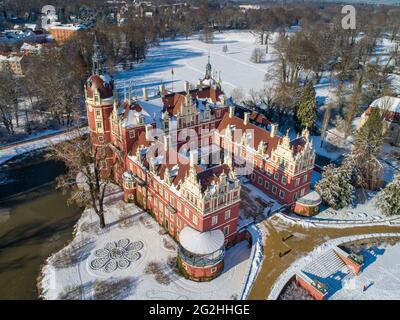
[205,51,212,79]
[92,34,106,75]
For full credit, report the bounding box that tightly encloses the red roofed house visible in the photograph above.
[361,96,400,146]
[85,39,317,281]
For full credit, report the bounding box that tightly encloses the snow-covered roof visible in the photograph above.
[20,42,42,53]
[0,53,23,62]
[48,23,86,30]
[370,96,400,114]
[122,107,150,128]
[179,226,225,255]
[296,191,322,205]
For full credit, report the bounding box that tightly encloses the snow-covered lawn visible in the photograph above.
[380,143,400,183]
[331,241,400,300]
[40,191,251,300]
[296,194,386,223]
[115,30,280,98]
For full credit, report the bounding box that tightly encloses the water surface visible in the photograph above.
[0,155,82,300]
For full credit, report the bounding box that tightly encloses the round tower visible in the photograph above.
[85,35,114,175]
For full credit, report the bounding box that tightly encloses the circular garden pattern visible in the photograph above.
[89,239,144,273]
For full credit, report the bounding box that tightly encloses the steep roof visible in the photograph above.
[370,96,400,114]
[129,134,203,188]
[290,136,307,155]
[196,164,231,192]
[162,86,223,116]
[86,74,114,99]
[120,101,155,128]
[217,113,281,156]
[250,111,270,126]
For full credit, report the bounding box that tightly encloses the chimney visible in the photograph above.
[145,124,153,140]
[244,112,249,125]
[270,123,277,138]
[183,80,190,93]
[163,135,170,151]
[113,100,118,115]
[142,87,148,101]
[159,84,165,97]
[229,106,235,118]
[220,94,226,106]
[189,150,198,167]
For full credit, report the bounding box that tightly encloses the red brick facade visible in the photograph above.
[85,62,315,281]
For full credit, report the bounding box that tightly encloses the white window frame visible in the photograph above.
[211,215,218,226]
[224,209,230,220]
[223,225,229,236]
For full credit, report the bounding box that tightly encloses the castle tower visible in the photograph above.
[92,34,106,75]
[205,53,212,79]
[85,36,115,176]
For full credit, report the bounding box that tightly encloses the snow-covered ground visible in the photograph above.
[268,233,400,300]
[291,194,386,223]
[115,30,280,98]
[0,128,88,165]
[0,128,65,148]
[40,189,252,300]
[241,180,282,212]
[331,242,400,300]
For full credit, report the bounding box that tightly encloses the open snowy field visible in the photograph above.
[40,189,251,300]
[115,30,280,98]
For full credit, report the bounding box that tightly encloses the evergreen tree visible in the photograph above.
[376,177,400,216]
[350,107,384,191]
[295,81,317,132]
[315,162,354,210]
[354,107,384,157]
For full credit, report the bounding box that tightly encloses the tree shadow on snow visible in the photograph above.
[115,43,204,81]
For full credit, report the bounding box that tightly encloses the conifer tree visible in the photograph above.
[315,162,354,209]
[350,107,384,190]
[295,81,317,132]
[376,177,400,216]
[354,107,384,157]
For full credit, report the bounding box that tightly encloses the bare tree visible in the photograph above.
[250,48,265,64]
[320,102,333,147]
[0,69,18,135]
[343,76,363,138]
[200,24,214,44]
[48,128,113,228]
[231,87,245,105]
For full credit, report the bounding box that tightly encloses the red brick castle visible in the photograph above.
[85,39,316,281]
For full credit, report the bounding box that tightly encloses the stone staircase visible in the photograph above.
[301,249,352,295]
